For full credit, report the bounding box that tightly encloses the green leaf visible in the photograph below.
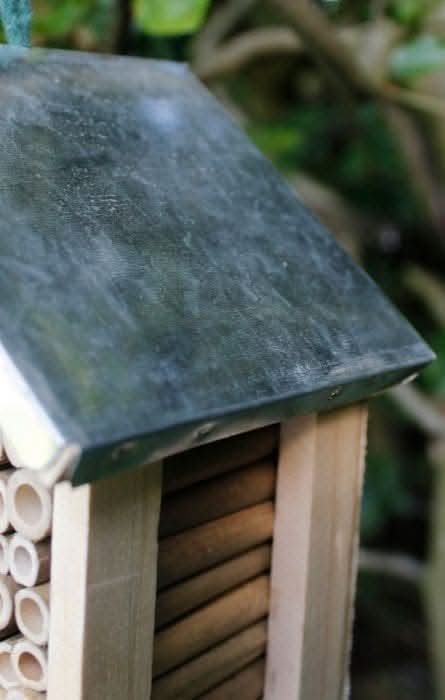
[390,35,445,82]
[133,0,211,36]
[390,0,426,25]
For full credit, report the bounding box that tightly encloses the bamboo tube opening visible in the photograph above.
[7,473,51,543]
[10,547,32,585]
[15,588,49,647]
[12,642,47,692]
[9,537,50,588]
[0,493,8,537]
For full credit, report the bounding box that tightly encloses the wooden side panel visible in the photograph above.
[264,404,368,700]
[47,462,163,700]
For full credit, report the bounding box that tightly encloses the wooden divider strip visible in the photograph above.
[156,544,271,629]
[264,405,368,700]
[163,426,278,494]
[47,463,163,700]
[159,459,276,538]
[157,502,274,589]
[151,621,267,700]
[153,575,270,677]
[197,657,266,699]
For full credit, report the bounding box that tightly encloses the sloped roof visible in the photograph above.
[0,47,433,484]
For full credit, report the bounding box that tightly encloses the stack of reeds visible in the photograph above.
[0,449,51,700]
[153,426,279,700]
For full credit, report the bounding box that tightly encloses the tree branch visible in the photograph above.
[360,548,424,585]
[391,384,445,440]
[192,0,259,62]
[194,27,303,81]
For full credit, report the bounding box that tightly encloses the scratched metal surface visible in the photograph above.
[0,47,434,484]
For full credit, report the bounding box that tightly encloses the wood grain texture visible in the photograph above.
[157,502,274,589]
[159,458,276,538]
[197,657,265,699]
[153,575,270,677]
[151,621,267,700]
[47,462,162,700]
[156,544,271,629]
[163,426,278,494]
[264,405,368,700]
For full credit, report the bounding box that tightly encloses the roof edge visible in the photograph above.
[0,341,81,483]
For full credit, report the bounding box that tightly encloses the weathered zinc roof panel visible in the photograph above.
[0,47,434,484]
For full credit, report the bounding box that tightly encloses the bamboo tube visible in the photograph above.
[0,636,22,690]
[0,471,14,535]
[6,690,45,699]
[7,472,52,543]
[198,658,265,699]
[0,576,20,634]
[163,425,278,494]
[159,459,276,538]
[158,502,274,589]
[153,574,269,677]
[11,640,47,693]
[0,536,13,577]
[15,585,50,647]
[9,537,50,588]
[156,544,271,629]
[151,621,267,700]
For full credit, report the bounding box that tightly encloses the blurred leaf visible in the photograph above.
[362,452,414,541]
[389,0,433,25]
[133,0,211,36]
[390,35,445,82]
[418,330,445,398]
[248,122,304,171]
[33,0,91,37]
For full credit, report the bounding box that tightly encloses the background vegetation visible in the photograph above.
[6,0,445,696]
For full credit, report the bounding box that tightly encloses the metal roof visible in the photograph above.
[0,47,434,484]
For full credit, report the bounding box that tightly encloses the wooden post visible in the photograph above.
[264,404,368,700]
[47,462,163,700]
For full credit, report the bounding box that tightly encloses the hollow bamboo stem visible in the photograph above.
[159,459,276,538]
[197,657,265,699]
[158,502,274,589]
[0,636,22,690]
[7,472,52,544]
[163,426,278,494]
[12,640,47,692]
[153,575,270,677]
[0,537,13,577]
[0,576,20,633]
[156,544,271,629]
[0,471,14,535]
[151,621,267,700]
[6,689,45,699]
[9,537,50,588]
[15,585,50,647]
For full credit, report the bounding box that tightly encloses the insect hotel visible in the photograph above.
[0,46,434,700]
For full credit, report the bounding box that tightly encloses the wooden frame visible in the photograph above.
[44,404,367,700]
[264,404,368,700]
[47,462,163,700]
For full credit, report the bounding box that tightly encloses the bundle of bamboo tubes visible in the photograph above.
[153,426,278,699]
[0,451,52,699]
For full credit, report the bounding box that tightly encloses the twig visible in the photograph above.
[194,27,303,81]
[391,384,445,440]
[192,0,258,62]
[359,548,424,585]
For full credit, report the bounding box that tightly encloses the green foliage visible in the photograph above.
[389,0,429,25]
[362,451,414,541]
[419,330,445,397]
[390,35,445,82]
[133,0,211,36]
[249,103,419,224]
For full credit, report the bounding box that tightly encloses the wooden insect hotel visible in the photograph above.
[0,46,434,700]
